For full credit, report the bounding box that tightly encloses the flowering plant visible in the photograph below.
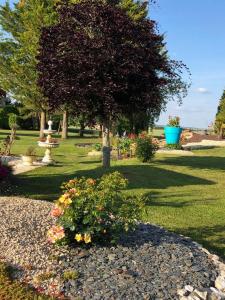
[48,172,145,245]
[136,132,158,163]
[168,116,180,127]
[117,137,132,154]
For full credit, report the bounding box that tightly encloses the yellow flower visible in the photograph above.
[58,194,72,207]
[64,198,72,206]
[59,195,66,203]
[75,233,83,242]
[84,233,91,244]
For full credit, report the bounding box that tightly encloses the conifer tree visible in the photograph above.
[215,90,225,137]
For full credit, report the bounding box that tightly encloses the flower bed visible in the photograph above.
[0,196,222,300]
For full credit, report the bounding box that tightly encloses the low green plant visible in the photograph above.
[165,143,182,150]
[63,270,79,280]
[136,133,158,163]
[117,137,132,154]
[93,143,102,151]
[168,116,180,127]
[47,172,146,245]
[25,146,36,156]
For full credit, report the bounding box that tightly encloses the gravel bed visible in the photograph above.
[0,197,219,299]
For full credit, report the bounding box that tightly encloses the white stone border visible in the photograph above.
[142,223,225,299]
[177,237,225,299]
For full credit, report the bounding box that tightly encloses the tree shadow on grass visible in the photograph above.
[143,191,217,208]
[74,164,214,190]
[156,156,225,171]
[172,225,225,259]
[0,131,39,138]
[12,164,214,201]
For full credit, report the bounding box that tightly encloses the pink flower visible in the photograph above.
[47,225,65,243]
[50,206,63,218]
[69,188,77,194]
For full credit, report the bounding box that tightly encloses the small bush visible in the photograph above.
[0,105,19,129]
[63,270,79,281]
[117,137,132,154]
[93,143,102,151]
[25,146,36,156]
[136,133,158,163]
[0,162,12,181]
[48,172,146,245]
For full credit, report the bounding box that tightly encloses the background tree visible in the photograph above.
[0,0,58,137]
[0,0,145,138]
[215,89,225,138]
[38,0,188,168]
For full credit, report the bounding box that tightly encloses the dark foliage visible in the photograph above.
[37,0,189,124]
[0,88,6,98]
[0,162,12,181]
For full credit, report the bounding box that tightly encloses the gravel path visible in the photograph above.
[0,197,219,299]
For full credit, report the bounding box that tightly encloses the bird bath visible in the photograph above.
[38,120,59,164]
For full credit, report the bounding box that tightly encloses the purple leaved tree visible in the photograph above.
[37,0,189,168]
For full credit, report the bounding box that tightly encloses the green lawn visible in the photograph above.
[1,129,225,259]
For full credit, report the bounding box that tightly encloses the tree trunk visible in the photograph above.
[102,120,110,168]
[99,124,103,138]
[61,110,68,139]
[79,120,85,137]
[39,110,46,138]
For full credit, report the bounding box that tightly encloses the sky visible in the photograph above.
[0,0,224,128]
[150,0,225,128]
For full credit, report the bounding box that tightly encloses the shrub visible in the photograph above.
[48,172,145,245]
[0,162,12,181]
[136,133,158,163]
[117,137,132,154]
[93,143,102,151]
[25,146,36,156]
[0,105,19,129]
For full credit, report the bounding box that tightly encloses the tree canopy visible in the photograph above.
[38,0,188,122]
[0,0,58,112]
[37,0,189,167]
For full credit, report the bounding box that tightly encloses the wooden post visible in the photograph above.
[102,120,110,168]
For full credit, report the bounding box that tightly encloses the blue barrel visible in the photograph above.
[164,126,183,144]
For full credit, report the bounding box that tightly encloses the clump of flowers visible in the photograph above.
[48,172,145,245]
[168,116,180,127]
[47,225,65,244]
